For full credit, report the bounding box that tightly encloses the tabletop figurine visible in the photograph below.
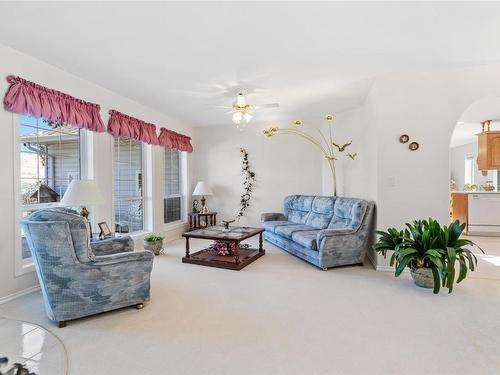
[221,219,235,231]
[192,199,199,213]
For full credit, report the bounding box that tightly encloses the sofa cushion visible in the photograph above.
[306,196,336,229]
[291,230,319,250]
[329,198,367,230]
[262,221,296,234]
[284,195,314,224]
[328,217,354,230]
[275,224,317,240]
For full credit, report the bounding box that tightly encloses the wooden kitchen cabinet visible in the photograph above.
[450,192,468,232]
[477,130,500,170]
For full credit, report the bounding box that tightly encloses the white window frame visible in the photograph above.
[464,155,475,186]
[163,148,186,226]
[13,114,89,276]
[112,137,148,237]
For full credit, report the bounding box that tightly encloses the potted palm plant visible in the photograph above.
[143,233,164,255]
[374,219,482,294]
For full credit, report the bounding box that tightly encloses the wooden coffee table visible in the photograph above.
[182,226,265,270]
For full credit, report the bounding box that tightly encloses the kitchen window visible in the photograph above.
[113,137,144,233]
[464,156,475,185]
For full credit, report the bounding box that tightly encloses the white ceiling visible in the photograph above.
[1,2,500,127]
[451,96,500,147]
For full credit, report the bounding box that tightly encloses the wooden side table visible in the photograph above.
[188,212,217,230]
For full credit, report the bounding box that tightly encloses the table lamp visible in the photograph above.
[61,179,105,238]
[192,181,213,214]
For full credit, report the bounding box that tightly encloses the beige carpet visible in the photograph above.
[1,237,500,375]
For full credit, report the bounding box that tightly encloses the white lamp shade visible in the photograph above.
[61,180,105,206]
[192,181,213,196]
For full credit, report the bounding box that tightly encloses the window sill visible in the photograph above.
[15,259,35,277]
[162,220,188,232]
[117,230,149,241]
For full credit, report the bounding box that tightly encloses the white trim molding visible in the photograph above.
[0,285,40,305]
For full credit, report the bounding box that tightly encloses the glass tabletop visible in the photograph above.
[0,317,68,374]
[184,226,263,240]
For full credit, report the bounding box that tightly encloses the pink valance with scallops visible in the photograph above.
[158,128,193,153]
[107,110,160,145]
[3,75,105,132]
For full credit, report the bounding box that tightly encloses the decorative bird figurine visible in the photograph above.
[332,140,352,152]
[221,219,236,230]
[347,153,357,160]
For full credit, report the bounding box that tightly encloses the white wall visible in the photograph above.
[450,142,497,190]
[366,65,500,268]
[321,91,378,201]
[0,43,194,300]
[192,124,322,227]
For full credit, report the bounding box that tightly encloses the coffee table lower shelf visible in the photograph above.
[182,248,265,271]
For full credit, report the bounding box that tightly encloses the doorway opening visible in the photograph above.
[450,96,500,279]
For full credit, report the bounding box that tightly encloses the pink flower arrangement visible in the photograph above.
[210,240,238,256]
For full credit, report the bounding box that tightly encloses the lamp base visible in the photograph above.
[80,206,93,239]
[200,196,209,214]
[80,206,89,219]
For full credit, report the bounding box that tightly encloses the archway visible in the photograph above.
[449,96,500,279]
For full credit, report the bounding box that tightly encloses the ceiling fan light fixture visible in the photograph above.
[236,93,246,107]
[243,113,253,123]
[232,112,243,124]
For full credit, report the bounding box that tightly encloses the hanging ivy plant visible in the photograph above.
[236,148,256,220]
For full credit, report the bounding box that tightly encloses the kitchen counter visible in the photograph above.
[452,190,499,194]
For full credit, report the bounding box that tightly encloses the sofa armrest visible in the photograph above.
[316,228,363,256]
[91,236,134,256]
[261,212,286,222]
[89,250,154,266]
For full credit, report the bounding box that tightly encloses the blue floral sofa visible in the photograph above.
[21,207,154,327]
[262,195,375,270]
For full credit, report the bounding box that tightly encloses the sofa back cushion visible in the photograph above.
[329,197,367,230]
[284,195,314,224]
[305,196,336,229]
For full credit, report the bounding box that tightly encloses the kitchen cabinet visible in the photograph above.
[450,191,500,236]
[477,130,500,170]
[450,192,468,232]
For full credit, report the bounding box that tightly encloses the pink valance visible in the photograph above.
[3,75,105,132]
[107,110,160,145]
[159,128,193,153]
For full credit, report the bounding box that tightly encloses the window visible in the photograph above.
[113,137,144,233]
[465,156,475,185]
[164,148,182,223]
[19,114,81,260]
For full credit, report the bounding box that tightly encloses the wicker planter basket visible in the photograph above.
[144,239,163,256]
[410,267,434,289]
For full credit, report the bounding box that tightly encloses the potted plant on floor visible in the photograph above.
[374,219,482,294]
[143,233,164,255]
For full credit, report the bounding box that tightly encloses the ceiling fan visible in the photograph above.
[219,91,279,128]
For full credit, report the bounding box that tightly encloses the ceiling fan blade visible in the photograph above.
[255,103,280,109]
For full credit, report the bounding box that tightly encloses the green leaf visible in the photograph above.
[457,258,467,283]
[431,266,441,294]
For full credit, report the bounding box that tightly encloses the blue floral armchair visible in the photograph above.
[21,208,154,327]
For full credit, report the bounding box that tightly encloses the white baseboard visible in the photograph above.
[0,285,40,305]
[365,250,377,269]
[162,223,189,243]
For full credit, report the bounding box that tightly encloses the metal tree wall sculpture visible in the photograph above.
[263,114,356,196]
